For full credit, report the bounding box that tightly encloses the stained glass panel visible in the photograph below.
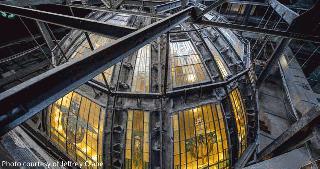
[132,45,151,93]
[47,92,105,168]
[125,110,150,169]
[229,89,247,156]
[170,41,209,87]
[172,104,230,169]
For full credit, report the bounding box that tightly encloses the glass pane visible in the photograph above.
[132,44,151,93]
[47,92,105,168]
[229,88,247,156]
[125,110,150,169]
[170,41,209,87]
[171,104,230,169]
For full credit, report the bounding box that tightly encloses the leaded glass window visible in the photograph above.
[229,89,247,156]
[172,104,229,169]
[69,34,114,85]
[125,110,150,169]
[68,13,131,85]
[47,92,105,168]
[131,44,151,93]
[170,40,209,87]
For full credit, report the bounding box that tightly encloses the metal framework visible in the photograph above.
[0,6,194,136]
[0,0,64,6]
[0,3,136,38]
[268,0,298,24]
[0,2,320,167]
[54,4,167,18]
[154,0,181,13]
[256,38,291,86]
[195,20,320,43]
[0,0,236,136]
[257,106,320,160]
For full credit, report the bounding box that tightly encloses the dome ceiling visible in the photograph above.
[25,7,257,169]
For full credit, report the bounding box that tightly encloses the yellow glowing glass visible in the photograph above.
[229,88,247,156]
[48,91,105,168]
[125,110,150,169]
[70,34,114,85]
[170,40,209,87]
[172,104,230,169]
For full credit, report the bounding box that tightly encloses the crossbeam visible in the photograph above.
[257,38,291,86]
[52,4,167,18]
[257,106,320,160]
[196,0,226,20]
[0,3,136,38]
[195,20,320,43]
[121,0,163,7]
[0,6,194,136]
[0,0,64,6]
[154,0,181,13]
[268,0,298,25]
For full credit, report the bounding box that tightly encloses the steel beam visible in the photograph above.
[85,68,249,99]
[0,3,136,38]
[195,20,320,43]
[113,0,125,9]
[235,143,257,169]
[35,21,57,65]
[268,0,298,25]
[196,0,226,20]
[100,0,111,8]
[84,32,94,50]
[121,0,163,7]
[0,60,50,90]
[0,6,194,136]
[0,0,64,6]
[154,0,181,13]
[257,106,320,160]
[163,33,170,95]
[53,4,167,18]
[256,38,291,86]
[166,68,249,97]
[227,0,267,6]
[0,43,46,64]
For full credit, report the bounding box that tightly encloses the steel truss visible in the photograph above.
[0,6,194,136]
[0,0,318,139]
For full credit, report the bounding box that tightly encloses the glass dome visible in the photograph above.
[27,8,256,169]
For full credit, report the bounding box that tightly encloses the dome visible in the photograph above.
[26,8,256,169]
